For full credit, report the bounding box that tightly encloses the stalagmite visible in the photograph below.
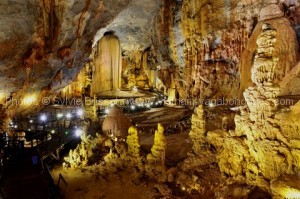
[145,123,167,182]
[124,126,144,171]
[143,50,157,89]
[4,1,300,198]
[214,23,300,193]
[63,134,107,169]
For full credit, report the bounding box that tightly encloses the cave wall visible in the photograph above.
[0,0,133,121]
[55,0,300,105]
[151,0,300,101]
[3,0,300,123]
[205,23,300,196]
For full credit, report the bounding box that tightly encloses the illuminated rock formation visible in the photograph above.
[259,4,284,21]
[121,50,154,90]
[64,134,107,169]
[124,126,144,172]
[147,0,300,101]
[189,105,206,155]
[240,5,299,95]
[144,50,159,89]
[0,0,135,121]
[152,0,254,100]
[215,23,300,194]
[244,23,281,121]
[60,63,92,99]
[251,23,278,86]
[176,105,218,193]
[102,106,132,139]
[145,123,167,182]
[280,62,300,95]
[271,175,300,199]
[91,33,122,96]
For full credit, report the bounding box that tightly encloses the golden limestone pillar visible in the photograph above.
[91,33,122,96]
[143,50,158,89]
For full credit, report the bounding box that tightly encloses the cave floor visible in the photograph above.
[51,164,224,199]
[50,106,272,198]
[51,106,197,199]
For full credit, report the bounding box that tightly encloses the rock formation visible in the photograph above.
[124,126,144,171]
[189,105,206,155]
[214,23,300,195]
[3,0,300,198]
[240,4,299,95]
[151,0,255,100]
[91,33,122,95]
[145,123,167,182]
[121,50,152,90]
[64,133,107,169]
[176,105,219,193]
[0,0,134,119]
[102,106,132,139]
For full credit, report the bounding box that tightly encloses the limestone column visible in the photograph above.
[91,33,122,96]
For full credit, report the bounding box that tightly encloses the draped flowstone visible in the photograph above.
[91,34,122,96]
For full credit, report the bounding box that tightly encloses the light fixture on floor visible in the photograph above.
[40,114,47,122]
[66,113,72,119]
[57,113,63,118]
[75,129,83,137]
[209,102,215,108]
[133,86,138,92]
[77,109,84,116]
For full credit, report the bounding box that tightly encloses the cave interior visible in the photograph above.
[1,0,300,198]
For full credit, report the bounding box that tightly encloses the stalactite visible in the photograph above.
[60,67,88,99]
[40,0,59,49]
[173,0,250,100]
[91,34,122,96]
[76,0,92,38]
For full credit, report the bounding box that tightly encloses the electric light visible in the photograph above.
[23,94,37,106]
[146,104,151,108]
[209,102,215,108]
[77,109,84,116]
[105,109,110,114]
[40,114,47,122]
[29,119,33,123]
[66,113,72,119]
[283,189,300,198]
[51,130,55,134]
[75,129,83,137]
[14,125,18,128]
[57,113,63,118]
[130,105,136,110]
[133,86,138,92]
